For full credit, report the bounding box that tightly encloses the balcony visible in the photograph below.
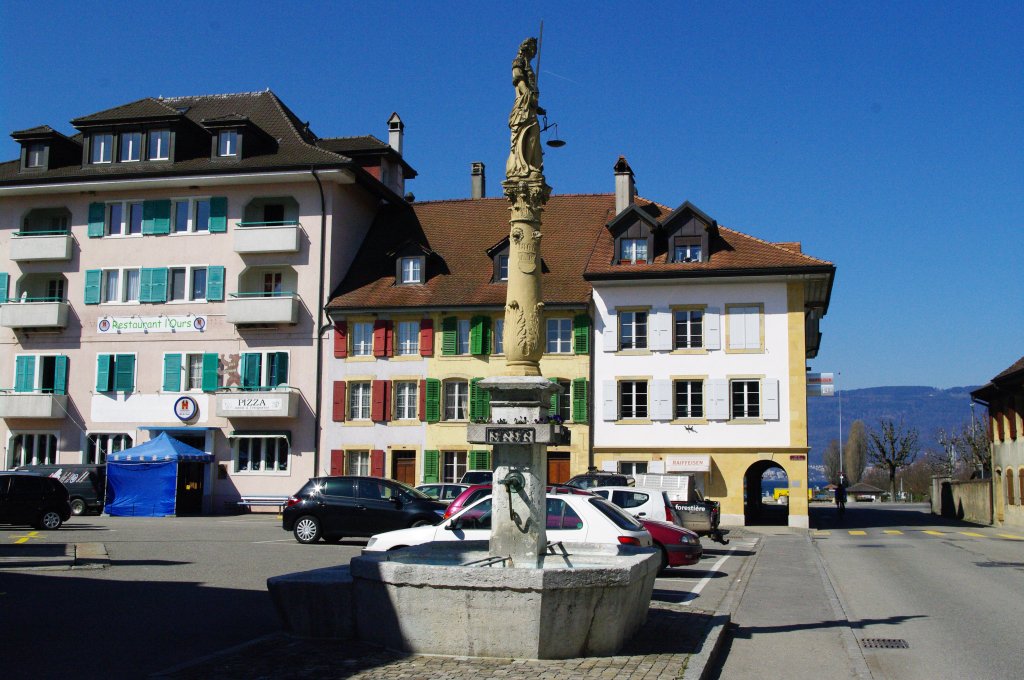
[0,299,70,329]
[226,292,298,325]
[215,387,298,419]
[0,391,68,419]
[233,221,300,254]
[9,231,73,262]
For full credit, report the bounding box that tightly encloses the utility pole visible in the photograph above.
[837,371,844,476]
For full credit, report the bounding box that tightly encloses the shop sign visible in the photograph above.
[665,455,711,472]
[807,372,835,397]
[219,397,284,412]
[174,396,199,421]
[97,315,207,334]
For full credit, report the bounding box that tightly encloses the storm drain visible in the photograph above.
[860,638,909,649]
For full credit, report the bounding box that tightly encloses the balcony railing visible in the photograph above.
[9,230,73,262]
[0,298,70,329]
[214,386,298,418]
[233,221,300,254]
[225,291,299,325]
[0,389,68,419]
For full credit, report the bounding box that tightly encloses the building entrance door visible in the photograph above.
[548,453,570,485]
[176,462,205,514]
[393,451,416,486]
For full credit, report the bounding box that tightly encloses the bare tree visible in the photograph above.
[938,416,991,478]
[867,418,920,502]
[897,458,936,500]
[823,439,841,485]
[844,420,868,484]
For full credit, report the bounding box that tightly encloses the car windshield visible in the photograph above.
[390,480,431,500]
[588,497,645,531]
[566,477,599,489]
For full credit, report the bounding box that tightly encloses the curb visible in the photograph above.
[74,542,110,569]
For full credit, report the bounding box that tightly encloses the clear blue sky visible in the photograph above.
[2,1,1021,390]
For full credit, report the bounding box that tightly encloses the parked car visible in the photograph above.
[415,483,469,504]
[641,519,702,571]
[443,483,587,520]
[563,471,634,489]
[459,471,493,485]
[15,464,105,516]
[631,473,725,542]
[364,492,652,552]
[589,486,680,524]
[282,476,447,544]
[0,472,73,530]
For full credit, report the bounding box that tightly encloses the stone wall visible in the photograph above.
[932,476,991,525]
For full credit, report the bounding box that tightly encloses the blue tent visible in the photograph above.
[104,433,213,517]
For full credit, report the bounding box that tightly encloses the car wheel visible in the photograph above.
[293,515,321,544]
[70,498,86,516]
[656,544,669,573]
[38,510,64,530]
[410,519,433,528]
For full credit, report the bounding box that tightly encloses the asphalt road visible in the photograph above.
[0,513,748,679]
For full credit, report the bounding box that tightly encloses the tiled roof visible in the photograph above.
[10,125,59,137]
[327,193,833,312]
[317,136,389,154]
[70,97,182,124]
[993,356,1024,382]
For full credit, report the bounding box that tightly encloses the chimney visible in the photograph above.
[614,156,636,214]
[471,162,486,199]
[387,112,404,155]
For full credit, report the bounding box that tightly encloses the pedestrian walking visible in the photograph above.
[835,472,849,518]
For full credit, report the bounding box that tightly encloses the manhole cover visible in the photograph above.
[861,638,909,649]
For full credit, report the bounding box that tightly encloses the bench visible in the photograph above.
[236,495,289,512]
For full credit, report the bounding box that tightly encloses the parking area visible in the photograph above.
[0,515,752,679]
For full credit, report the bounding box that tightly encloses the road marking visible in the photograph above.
[960,532,985,538]
[848,530,867,536]
[923,530,945,536]
[252,539,296,544]
[883,530,903,535]
[680,545,740,606]
[997,533,1024,541]
[813,530,831,536]
[11,531,40,544]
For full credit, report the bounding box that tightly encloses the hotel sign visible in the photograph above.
[97,315,207,334]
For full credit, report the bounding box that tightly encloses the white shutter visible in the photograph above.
[602,315,618,352]
[745,309,761,350]
[651,380,672,420]
[707,379,728,420]
[763,378,779,420]
[602,380,618,421]
[728,308,745,349]
[650,310,672,351]
[704,308,721,350]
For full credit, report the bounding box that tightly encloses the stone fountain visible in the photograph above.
[268,37,659,659]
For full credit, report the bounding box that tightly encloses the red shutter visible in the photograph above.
[1008,399,1018,441]
[373,321,387,357]
[419,379,427,422]
[332,381,346,422]
[420,319,434,356]
[370,449,385,478]
[330,449,346,476]
[385,321,395,358]
[371,380,387,421]
[384,380,393,422]
[333,323,348,358]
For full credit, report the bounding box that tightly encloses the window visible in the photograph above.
[674,380,704,419]
[91,134,113,163]
[169,268,187,301]
[457,319,471,355]
[620,238,647,263]
[186,354,204,390]
[263,272,283,295]
[119,132,142,162]
[674,309,703,349]
[396,321,419,355]
[731,380,760,419]
[96,354,136,392]
[619,311,648,350]
[395,381,418,420]
[167,266,207,302]
[546,318,572,353]
[234,436,289,472]
[728,305,762,351]
[149,130,170,160]
[26,143,45,168]
[399,257,422,284]
[86,433,132,465]
[194,198,211,232]
[552,379,571,422]
[7,433,58,467]
[13,355,68,394]
[240,352,289,390]
[347,450,370,476]
[106,203,123,236]
[101,268,140,303]
[620,381,648,419]
[105,201,143,236]
[618,461,648,476]
[352,322,373,356]
[218,130,238,157]
[349,382,371,420]
[45,278,66,302]
[674,242,702,263]
[172,198,211,233]
[444,380,469,421]
[497,254,509,281]
[191,268,207,301]
[443,451,468,483]
[494,318,504,354]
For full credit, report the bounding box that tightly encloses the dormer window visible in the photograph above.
[91,133,113,164]
[119,132,142,162]
[26,143,46,168]
[673,239,702,263]
[399,256,423,284]
[218,130,238,157]
[149,130,170,160]
[497,254,509,281]
[620,238,648,264]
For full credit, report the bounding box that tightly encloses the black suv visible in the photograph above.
[564,472,635,489]
[0,473,73,530]
[282,476,447,544]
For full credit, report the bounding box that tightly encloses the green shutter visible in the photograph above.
[469,377,490,421]
[139,269,152,302]
[469,450,491,471]
[84,270,102,305]
[241,353,262,390]
[470,316,491,355]
[0,273,8,303]
[88,202,105,238]
[142,199,171,235]
[147,268,168,302]
[548,377,560,416]
[53,356,68,395]
[270,352,288,386]
[14,356,36,393]
[96,355,113,392]
[206,266,225,301]
[573,314,591,354]
[441,316,458,356]
[425,378,441,423]
[209,196,228,232]
[423,450,440,484]
[163,354,181,392]
[572,378,589,423]
[202,353,219,392]
[114,354,135,392]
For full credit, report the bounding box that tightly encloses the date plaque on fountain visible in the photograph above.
[486,427,535,444]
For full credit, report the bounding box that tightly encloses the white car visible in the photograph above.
[364,492,652,552]
[589,486,682,525]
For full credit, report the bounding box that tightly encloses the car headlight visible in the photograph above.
[366,537,377,548]
[682,535,698,545]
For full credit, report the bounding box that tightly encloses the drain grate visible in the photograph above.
[861,638,909,649]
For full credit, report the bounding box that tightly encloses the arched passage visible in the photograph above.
[744,460,789,526]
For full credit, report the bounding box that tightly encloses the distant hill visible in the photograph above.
[806,386,981,478]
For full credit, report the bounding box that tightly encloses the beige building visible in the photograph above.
[972,356,1024,528]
